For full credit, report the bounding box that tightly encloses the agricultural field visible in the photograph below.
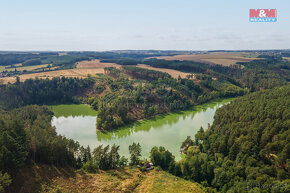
[76,59,121,69]
[283,57,290,61]
[0,59,193,84]
[0,64,49,72]
[152,52,262,66]
[137,64,193,79]
[0,60,121,84]
[0,68,104,84]
[0,66,6,72]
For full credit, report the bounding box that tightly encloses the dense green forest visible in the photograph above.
[0,105,80,191]
[0,77,95,109]
[0,108,151,193]
[0,105,144,192]
[149,85,290,192]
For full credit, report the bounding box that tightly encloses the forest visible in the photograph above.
[0,77,95,109]
[148,85,290,192]
[0,104,144,192]
[94,66,246,130]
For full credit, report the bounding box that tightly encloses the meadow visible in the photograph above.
[49,104,98,118]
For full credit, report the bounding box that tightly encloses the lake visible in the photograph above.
[51,99,232,160]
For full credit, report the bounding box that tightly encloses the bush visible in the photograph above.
[0,171,11,193]
[139,166,146,172]
[82,160,98,173]
[155,166,162,171]
[119,156,128,167]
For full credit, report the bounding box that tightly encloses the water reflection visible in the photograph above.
[52,99,232,160]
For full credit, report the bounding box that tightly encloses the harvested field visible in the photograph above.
[7,64,48,72]
[0,68,105,84]
[151,52,262,66]
[76,59,121,69]
[0,64,49,72]
[0,66,6,72]
[137,64,193,79]
[0,58,198,84]
[0,60,121,84]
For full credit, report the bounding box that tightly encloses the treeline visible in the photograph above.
[0,53,56,66]
[234,58,290,90]
[72,50,179,60]
[0,77,95,109]
[101,58,140,65]
[143,59,209,73]
[0,53,91,77]
[82,142,142,173]
[150,85,290,192]
[41,55,89,67]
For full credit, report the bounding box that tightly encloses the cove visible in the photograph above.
[51,98,233,160]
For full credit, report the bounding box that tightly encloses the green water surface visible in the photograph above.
[51,98,233,160]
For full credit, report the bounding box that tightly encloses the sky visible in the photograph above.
[0,0,289,51]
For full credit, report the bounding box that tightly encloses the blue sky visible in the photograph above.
[0,0,289,51]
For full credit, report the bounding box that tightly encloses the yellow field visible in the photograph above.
[0,66,6,72]
[0,68,106,84]
[137,64,193,79]
[152,52,262,66]
[10,64,48,72]
[76,59,121,69]
[283,57,290,61]
[0,60,122,84]
[0,64,49,72]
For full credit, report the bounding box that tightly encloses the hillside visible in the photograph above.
[10,164,204,193]
[169,85,290,192]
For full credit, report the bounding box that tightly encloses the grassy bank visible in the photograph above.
[10,164,204,193]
